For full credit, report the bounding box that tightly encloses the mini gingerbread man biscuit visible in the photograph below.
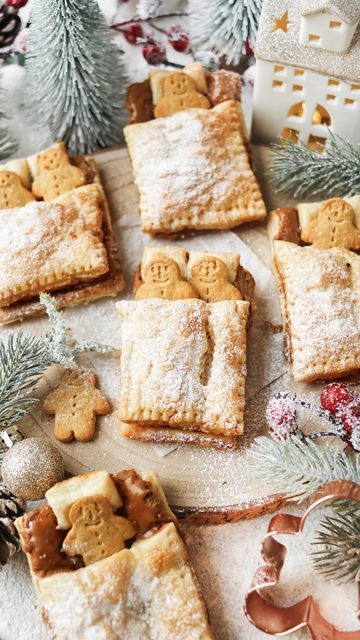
[32,141,86,201]
[0,170,36,209]
[43,370,111,443]
[154,73,210,119]
[125,78,154,124]
[135,256,199,301]
[190,256,242,303]
[63,496,135,565]
[304,198,360,250]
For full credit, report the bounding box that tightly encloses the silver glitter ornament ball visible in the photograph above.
[1,438,65,500]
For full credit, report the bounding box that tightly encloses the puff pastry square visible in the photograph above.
[0,184,109,306]
[16,469,213,640]
[124,100,266,234]
[273,240,360,382]
[117,298,249,441]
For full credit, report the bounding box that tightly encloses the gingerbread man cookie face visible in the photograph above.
[190,257,242,303]
[63,496,135,566]
[0,170,36,209]
[305,198,360,250]
[42,370,111,443]
[135,256,199,301]
[154,72,210,119]
[125,78,154,124]
[32,142,86,201]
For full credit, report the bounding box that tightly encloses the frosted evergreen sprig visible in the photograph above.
[269,132,360,199]
[189,0,263,65]
[311,500,360,583]
[40,293,112,369]
[0,294,112,428]
[246,436,360,502]
[0,333,49,427]
[0,88,17,161]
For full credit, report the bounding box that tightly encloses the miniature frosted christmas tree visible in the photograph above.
[189,0,263,65]
[0,89,17,161]
[25,0,126,155]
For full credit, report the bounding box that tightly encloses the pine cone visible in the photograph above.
[0,482,26,568]
[0,3,21,49]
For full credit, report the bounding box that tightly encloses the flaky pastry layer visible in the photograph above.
[124,100,266,234]
[273,241,360,381]
[117,298,249,437]
[0,184,109,306]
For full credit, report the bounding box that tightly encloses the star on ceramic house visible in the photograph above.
[273,10,290,33]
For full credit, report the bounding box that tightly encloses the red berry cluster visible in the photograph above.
[266,395,299,441]
[6,0,27,9]
[121,21,190,65]
[320,383,360,445]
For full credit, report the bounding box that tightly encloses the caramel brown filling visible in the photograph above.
[273,207,301,245]
[17,505,74,578]
[113,469,172,535]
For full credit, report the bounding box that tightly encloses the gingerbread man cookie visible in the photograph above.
[63,496,135,565]
[135,256,199,301]
[125,78,154,124]
[32,141,86,201]
[154,73,210,119]
[304,198,360,250]
[43,370,111,443]
[190,257,242,303]
[0,170,36,209]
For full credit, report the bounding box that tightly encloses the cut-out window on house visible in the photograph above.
[294,69,304,76]
[287,102,305,118]
[308,135,327,152]
[282,128,300,144]
[312,105,331,126]
[292,84,303,93]
[328,79,340,87]
[274,65,285,73]
[272,80,285,88]
[330,21,342,28]
[308,34,320,42]
[351,84,360,91]
[326,94,336,102]
[345,98,356,106]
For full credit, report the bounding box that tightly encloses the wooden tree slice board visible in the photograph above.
[0,146,335,523]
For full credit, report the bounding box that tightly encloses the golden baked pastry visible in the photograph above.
[273,240,360,381]
[124,100,266,234]
[0,151,124,324]
[0,184,109,307]
[16,469,213,640]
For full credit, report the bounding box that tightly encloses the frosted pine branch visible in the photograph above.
[26,0,127,155]
[312,500,360,583]
[40,293,112,369]
[0,88,17,161]
[269,132,360,199]
[246,436,360,502]
[0,333,49,427]
[189,0,263,65]
[0,294,112,427]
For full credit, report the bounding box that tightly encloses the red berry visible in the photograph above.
[6,0,28,8]
[122,22,144,45]
[320,383,354,415]
[266,395,298,441]
[142,40,166,65]
[166,25,190,53]
[245,38,254,56]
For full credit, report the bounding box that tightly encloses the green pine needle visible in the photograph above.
[269,131,360,200]
[246,435,360,502]
[312,500,360,583]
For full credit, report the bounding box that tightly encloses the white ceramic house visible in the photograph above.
[251,0,360,150]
